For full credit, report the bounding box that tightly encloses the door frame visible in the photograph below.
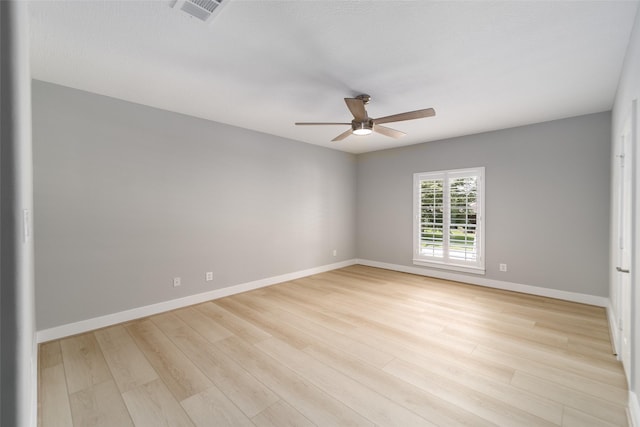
[617,106,634,383]
[613,100,637,386]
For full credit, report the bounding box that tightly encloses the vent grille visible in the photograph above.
[172,0,226,23]
[190,0,220,13]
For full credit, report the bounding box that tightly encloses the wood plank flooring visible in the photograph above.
[38,265,629,426]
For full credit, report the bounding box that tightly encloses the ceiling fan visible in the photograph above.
[295,94,436,142]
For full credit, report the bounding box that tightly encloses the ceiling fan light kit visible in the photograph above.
[295,94,436,142]
[352,121,373,136]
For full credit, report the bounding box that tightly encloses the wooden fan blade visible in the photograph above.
[373,108,436,125]
[344,98,368,121]
[295,122,351,126]
[331,128,353,142]
[374,125,406,139]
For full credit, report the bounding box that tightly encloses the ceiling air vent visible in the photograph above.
[170,0,228,24]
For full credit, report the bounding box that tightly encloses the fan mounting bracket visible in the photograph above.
[355,94,371,104]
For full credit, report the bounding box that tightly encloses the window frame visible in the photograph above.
[413,167,485,274]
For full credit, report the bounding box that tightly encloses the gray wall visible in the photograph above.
[357,112,611,297]
[33,79,612,332]
[33,81,356,330]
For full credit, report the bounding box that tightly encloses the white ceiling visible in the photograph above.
[29,0,639,154]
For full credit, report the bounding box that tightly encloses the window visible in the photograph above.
[413,167,485,274]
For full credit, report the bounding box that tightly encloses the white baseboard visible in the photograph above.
[37,258,611,342]
[356,259,609,307]
[608,300,621,358]
[36,259,358,343]
[629,391,639,427]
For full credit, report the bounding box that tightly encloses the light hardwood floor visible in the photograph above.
[38,265,629,426]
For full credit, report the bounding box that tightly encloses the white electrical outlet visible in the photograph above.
[206,272,213,281]
[173,277,181,287]
[499,264,508,272]
[332,249,337,257]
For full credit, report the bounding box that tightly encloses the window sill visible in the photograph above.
[412,259,485,275]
